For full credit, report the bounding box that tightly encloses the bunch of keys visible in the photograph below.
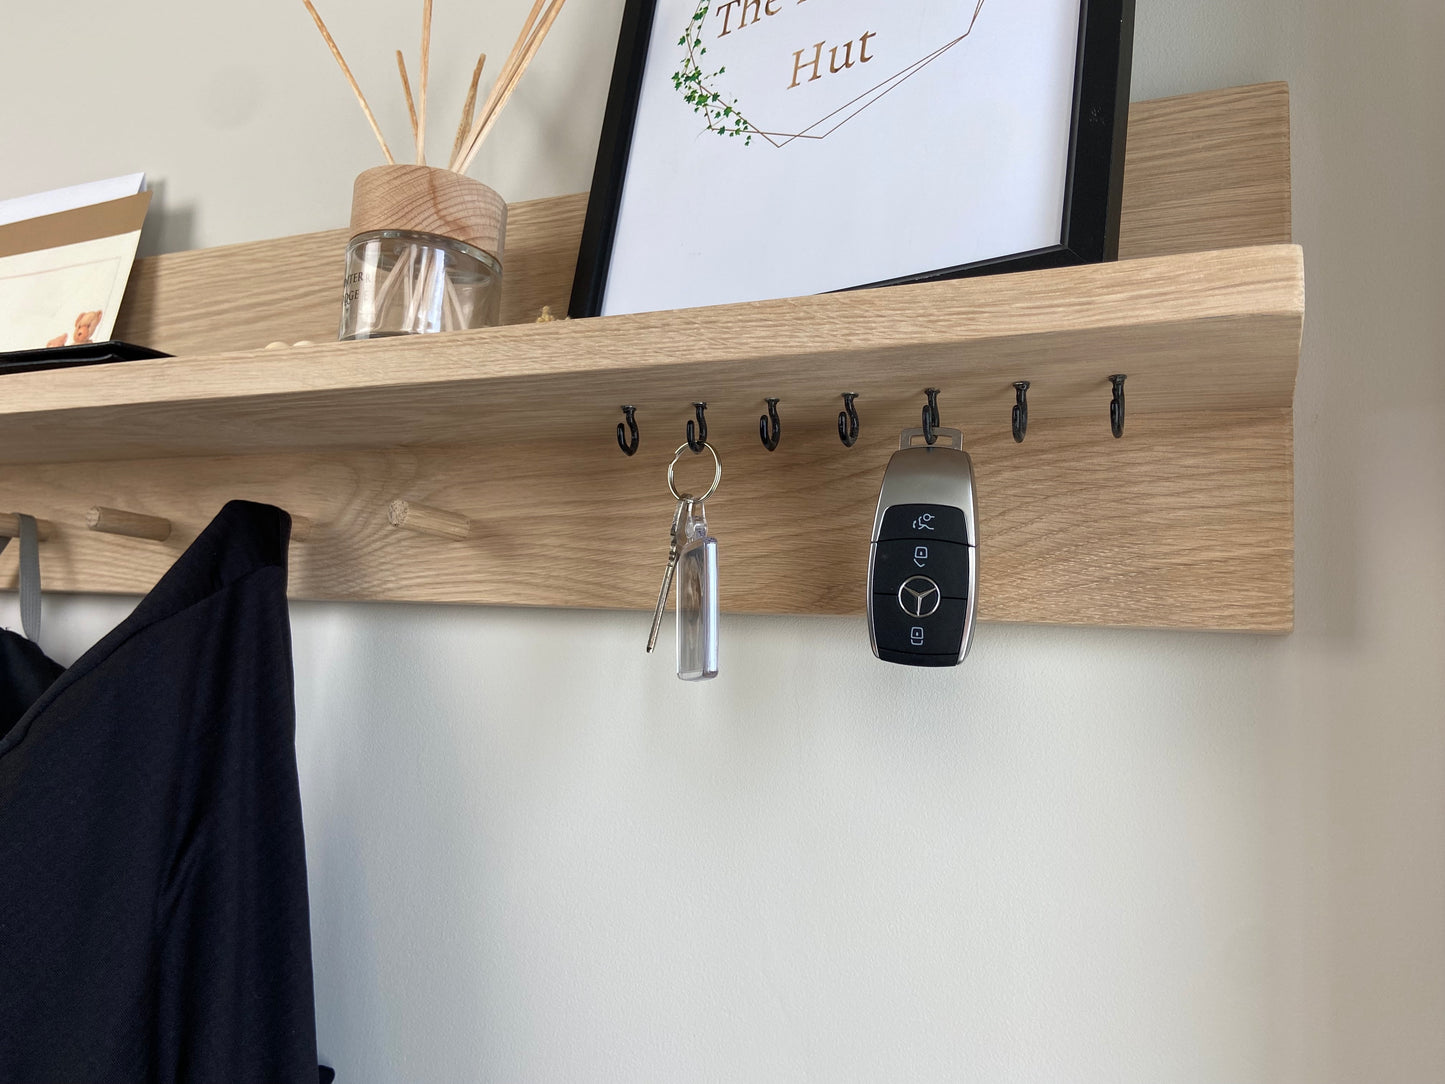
[646,441,721,681]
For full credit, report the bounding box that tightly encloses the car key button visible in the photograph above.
[872,596,967,656]
[872,539,970,599]
[878,503,970,545]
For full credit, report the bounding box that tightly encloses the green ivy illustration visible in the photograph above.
[671,0,753,144]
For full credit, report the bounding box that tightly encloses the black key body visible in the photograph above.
[867,426,977,666]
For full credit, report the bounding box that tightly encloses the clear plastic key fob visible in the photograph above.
[867,426,978,667]
[676,499,719,681]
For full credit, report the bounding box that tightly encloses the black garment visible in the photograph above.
[0,501,320,1084]
[0,630,63,741]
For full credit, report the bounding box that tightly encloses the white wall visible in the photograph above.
[4,1,1443,1080]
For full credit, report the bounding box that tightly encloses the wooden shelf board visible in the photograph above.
[0,243,1302,466]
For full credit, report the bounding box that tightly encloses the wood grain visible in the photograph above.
[349,165,506,259]
[1119,82,1292,258]
[0,408,1293,631]
[112,84,1289,356]
[494,192,587,325]
[113,227,351,355]
[2,244,1304,466]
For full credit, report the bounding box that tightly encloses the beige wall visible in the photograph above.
[3,1,1443,1080]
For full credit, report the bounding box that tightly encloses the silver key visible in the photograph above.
[646,496,691,653]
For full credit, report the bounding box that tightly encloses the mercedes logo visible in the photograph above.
[897,576,941,618]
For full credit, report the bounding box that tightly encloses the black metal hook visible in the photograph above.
[686,401,708,452]
[837,392,860,447]
[1109,374,1126,438]
[922,388,941,445]
[1012,381,1030,443]
[759,398,781,451]
[616,405,639,456]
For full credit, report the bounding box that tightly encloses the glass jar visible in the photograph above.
[340,229,502,340]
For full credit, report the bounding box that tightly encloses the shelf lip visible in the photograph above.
[2,244,1303,419]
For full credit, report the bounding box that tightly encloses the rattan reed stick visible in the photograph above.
[449,53,487,170]
[456,0,566,175]
[396,51,419,150]
[417,0,433,165]
[453,0,547,171]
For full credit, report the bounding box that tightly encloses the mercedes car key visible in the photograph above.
[867,426,977,666]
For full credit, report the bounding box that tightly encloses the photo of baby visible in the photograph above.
[43,309,104,349]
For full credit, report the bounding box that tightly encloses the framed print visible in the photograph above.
[571,0,1135,318]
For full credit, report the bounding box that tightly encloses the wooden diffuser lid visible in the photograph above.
[350,165,506,263]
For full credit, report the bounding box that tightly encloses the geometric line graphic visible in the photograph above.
[677,0,987,148]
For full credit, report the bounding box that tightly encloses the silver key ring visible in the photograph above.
[668,441,722,503]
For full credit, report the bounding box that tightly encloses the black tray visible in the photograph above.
[0,341,170,376]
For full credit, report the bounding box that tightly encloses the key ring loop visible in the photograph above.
[668,441,722,503]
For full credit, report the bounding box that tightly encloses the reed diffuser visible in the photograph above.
[301,0,570,339]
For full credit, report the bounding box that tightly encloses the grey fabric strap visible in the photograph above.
[0,513,42,642]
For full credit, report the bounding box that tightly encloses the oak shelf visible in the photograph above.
[0,83,1303,633]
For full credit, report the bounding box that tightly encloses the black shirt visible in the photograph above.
[0,630,63,740]
[0,501,320,1083]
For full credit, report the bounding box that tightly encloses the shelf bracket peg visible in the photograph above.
[287,513,316,544]
[86,506,172,542]
[387,500,473,542]
[922,388,941,445]
[617,405,639,456]
[686,402,708,453]
[1109,374,1126,438]
[1012,381,1030,443]
[0,513,56,542]
[759,398,781,451]
[838,393,860,447]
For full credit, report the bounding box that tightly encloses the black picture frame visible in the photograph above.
[570,0,1136,319]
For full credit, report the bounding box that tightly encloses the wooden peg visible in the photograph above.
[0,513,55,542]
[387,499,472,541]
[86,506,172,542]
[288,514,315,544]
